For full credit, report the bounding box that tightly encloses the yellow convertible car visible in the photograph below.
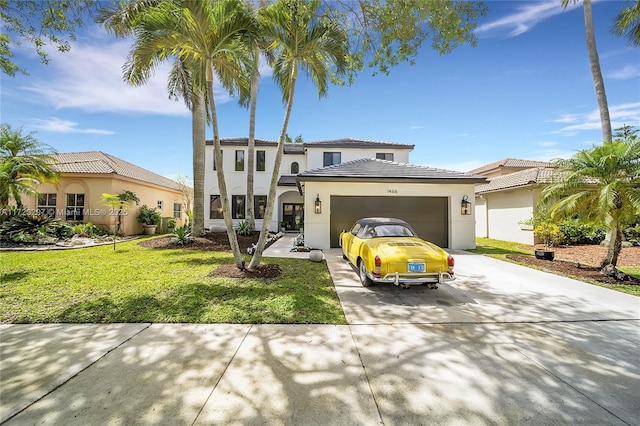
[339,217,454,288]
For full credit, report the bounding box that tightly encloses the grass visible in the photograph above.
[0,238,346,324]
[470,238,640,297]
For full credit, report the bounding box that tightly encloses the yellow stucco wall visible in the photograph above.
[22,174,184,235]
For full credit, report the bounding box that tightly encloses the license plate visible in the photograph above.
[408,262,425,273]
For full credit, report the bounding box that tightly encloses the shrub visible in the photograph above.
[167,217,177,230]
[534,222,564,247]
[137,205,161,225]
[235,220,253,236]
[559,219,606,245]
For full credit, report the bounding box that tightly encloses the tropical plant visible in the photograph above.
[561,0,611,142]
[137,205,161,226]
[172,224,193,246]
[558,218,606,245]
[101,191,139,249]
[611,0,640,47]
[540,127,640,275]
[235,220,253,236]
[113,0,254,268]
[248,0,349,269]
[0,213,60,242]
[0,124,59,208]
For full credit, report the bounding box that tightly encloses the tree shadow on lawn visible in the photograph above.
[48,280,342,324]
[0,271,31,283]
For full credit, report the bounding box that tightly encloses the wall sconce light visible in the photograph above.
[461,195,472,215]
[314,194,322,214]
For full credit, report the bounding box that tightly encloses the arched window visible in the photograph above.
[290,162,299,174]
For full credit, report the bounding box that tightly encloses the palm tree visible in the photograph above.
[611,0,640,47]
[562,0,612,142]
[0,124,58,208]
[540,129,640,275]
[100,0,207,237]
[123,0,255,268]
[248,0,348,268]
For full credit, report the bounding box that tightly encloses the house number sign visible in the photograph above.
[387,189,398,194]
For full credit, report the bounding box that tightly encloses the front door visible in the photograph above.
[282,203,304,230]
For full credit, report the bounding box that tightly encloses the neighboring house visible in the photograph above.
[470,159,555,245]
[205,138,486,250]
[22,151,184,235]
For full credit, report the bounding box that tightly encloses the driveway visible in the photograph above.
[1,248,638,425]
[325,249,640,425]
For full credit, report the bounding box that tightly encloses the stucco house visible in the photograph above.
[471,159,555,245]
[205,138,486,250]
[22,151,185,235]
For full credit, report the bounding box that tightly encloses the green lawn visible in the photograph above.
[0,238,346,324]
[470,238,640,296]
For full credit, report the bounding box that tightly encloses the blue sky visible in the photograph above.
[1,0,639,181]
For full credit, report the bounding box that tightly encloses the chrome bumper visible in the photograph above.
[369,271,454,286]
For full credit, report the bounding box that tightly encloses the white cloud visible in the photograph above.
[409,125,423,130]
[608,64,640,80]
[30,117,114,135]
[475,1,575,38]
[22,25,250,116]
[551,102,640,135]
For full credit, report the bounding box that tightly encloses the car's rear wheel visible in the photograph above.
[359,260,373,287]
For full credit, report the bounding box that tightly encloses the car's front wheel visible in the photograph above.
[359,260,374,287]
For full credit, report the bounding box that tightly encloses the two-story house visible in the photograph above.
[205,138,486,250]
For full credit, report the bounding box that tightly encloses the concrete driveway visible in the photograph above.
[1,247,638,425]
[326,249,640,425]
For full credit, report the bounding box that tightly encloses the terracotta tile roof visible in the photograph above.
[475,167,555,194]
[50,151,181,191]
[468,158,551,175]
[298,158,486,183]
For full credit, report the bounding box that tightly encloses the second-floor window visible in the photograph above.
[323,152,341,167]
[376,153,394,161]
[290,162,299,174]
[232,195,245,219]
[256,150,266,171]
[235,150,245,171]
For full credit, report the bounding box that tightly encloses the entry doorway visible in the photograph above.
[282,203,304,230]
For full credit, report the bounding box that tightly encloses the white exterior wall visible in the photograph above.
[482,188,538,245]
[303,181,477,250]
[305,147,410,170]
[474,195,488,238]
[204,144,411,232]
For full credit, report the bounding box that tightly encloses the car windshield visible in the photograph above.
[360,224,415,238]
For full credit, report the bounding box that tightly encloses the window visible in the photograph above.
[290,162,299,174]
[173,203,182,219]
[256,150,266,171]
[37,193,57,218]
[323,152,341,167]
[232,195,245,219]
[235,150,245,171]
[376,153,394,161]
[254,195,267,219]
[210,195,223,219]
[65,193,84,221]
[157,200,163,210]
[213,150,223,170]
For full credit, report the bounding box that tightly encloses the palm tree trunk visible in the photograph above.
[206,63,244,268]
[583,0,612,142]
[249,66,297,269]
[191,91,206,236]
[603,209,622,268]
[246,44,260,231]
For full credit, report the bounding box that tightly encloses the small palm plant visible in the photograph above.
[172,225,192,246]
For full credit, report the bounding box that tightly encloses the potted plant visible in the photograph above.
[280,220,288,232]
[137,205,161,235]
[533,222,563,261]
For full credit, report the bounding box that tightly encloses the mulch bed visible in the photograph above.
[139,231,282,279]
[507,254,640,285]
